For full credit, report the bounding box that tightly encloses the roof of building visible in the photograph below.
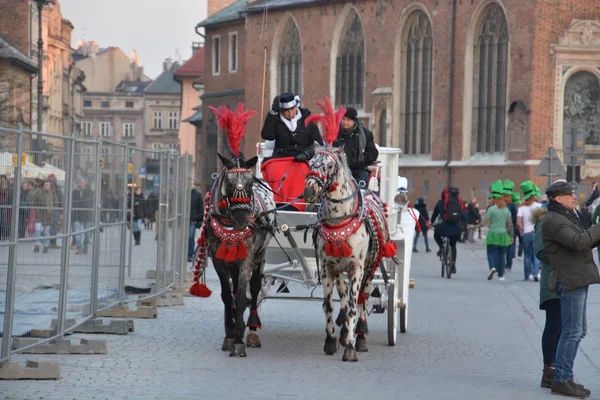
[115,80,153,94]
[183,110,203,125]
[72,47,109,62]
[174,47,204,83]
[245,0,332,13]
[0,36,37,73]
[198,0,248,28]
[145,62,182,94]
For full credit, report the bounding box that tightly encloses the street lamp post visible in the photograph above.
[35,0,48,133]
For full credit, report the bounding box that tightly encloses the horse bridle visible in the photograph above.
[212,158,255,219]
[306,150,359,204]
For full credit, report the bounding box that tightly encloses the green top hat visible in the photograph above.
[502,179,515,195]
[490,180,504,199]
[512,191,521,205]
[520,180,537,200]
[534,185,541,198]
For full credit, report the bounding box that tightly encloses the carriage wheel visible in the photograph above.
[387,261,399,346]
[400,303,408,333]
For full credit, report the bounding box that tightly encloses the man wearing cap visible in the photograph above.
[543,180,600,398]
[503,180,517,271]
[518,180,542,281]
[261,92,323,160]
[333,107,379,187]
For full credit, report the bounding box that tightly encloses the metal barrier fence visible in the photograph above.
[0,124,192,365]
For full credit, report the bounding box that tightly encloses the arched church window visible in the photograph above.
[400,11,433,155]
[278,23,302,96]
[336,11,365,109]
[472,4,509,153]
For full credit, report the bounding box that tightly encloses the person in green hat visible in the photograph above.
[517,180,542,281]
[503,180,517,272]
[512,191,524,259]
[469,180,513,281]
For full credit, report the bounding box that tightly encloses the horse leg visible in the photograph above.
[322,267,338,355]
[355,280,370,353]
[335,273,349,346]
[342,265,363,362]
[230,265,250,357]
[246,258,263,348]
[215,265,234,351]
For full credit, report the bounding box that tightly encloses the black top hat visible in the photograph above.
[278,92,299,110]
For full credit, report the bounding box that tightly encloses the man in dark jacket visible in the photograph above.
[333,107,379,187]
[431,187,464,273]
[260,92,324,160]
[542,180,600,398]
[188,188,204,262]
[72,177,94,254]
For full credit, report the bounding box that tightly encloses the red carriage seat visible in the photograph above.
[260,157,308,211]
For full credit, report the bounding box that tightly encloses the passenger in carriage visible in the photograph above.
[333,107,379,188]
[260,92,323,160]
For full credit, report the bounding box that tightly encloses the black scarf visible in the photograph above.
[340,121,367,164]
[547,200,582,228]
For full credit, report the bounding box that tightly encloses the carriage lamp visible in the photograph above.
[394,192,408,208]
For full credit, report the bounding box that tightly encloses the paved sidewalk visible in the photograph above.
[2,236,600,400]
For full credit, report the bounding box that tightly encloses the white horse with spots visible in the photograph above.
[303,98,397,361]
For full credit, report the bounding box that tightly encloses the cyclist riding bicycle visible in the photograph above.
[430,187,464,274]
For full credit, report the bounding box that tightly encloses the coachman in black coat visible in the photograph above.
[260,92,323,160]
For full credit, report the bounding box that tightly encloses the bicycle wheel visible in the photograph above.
[445,244,452,279]
[440,254,445,277]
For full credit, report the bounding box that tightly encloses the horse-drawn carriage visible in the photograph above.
[190,100,417,361]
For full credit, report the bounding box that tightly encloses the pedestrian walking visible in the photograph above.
[518,180,542,281]
[542,180,599,398]
[503,180,517,272]
[129,187,147,245]
[512,191,524,259]
[71,177,94,255]
[412,197,430,253]
[469,180,513,281]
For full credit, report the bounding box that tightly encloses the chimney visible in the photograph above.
[137,66,144,81]
[163,57,173,72]
[192,42,203,55]
[207,0,237,17]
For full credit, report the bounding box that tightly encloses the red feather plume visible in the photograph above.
[208,103,257,156]
[305,96,346,146]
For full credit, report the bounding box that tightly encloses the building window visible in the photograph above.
[379,109,387,147]
[83,146,92,163]
[212,36,221,75]
[100,122,111,137]
[101,147,110,164]
[125,101,134,108]
[83,100,92,107]
[101,101,110,108]
[278,23,302,96]
[82,121,92,136]
[472,4,509,153]
[336,11,365,109]
[401,11,433,155]
[229,32,238,72]
[123,122,134,137]
[152,143,161,160]
[168,112,179,130]
[153,111,162,129]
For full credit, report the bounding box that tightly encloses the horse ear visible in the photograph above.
[336,143,345,154]
[244,156,258,169]
[217,153,235,169]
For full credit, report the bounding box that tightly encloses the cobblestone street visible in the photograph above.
[3,235,600,400]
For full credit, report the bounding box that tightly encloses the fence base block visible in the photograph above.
[0,361,60,380]
[95,304,157,319]
[172,285,194,297]
[12,338,107,354]
[145,270,176,281]
[72,319,134,335]
[137,293,184,307]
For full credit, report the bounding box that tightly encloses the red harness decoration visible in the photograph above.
[190,193,213,298]
[211,218,252,262]
[319,198,361,258]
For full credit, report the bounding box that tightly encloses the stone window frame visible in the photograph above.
[269,13,303,100]
[212,35,221,76]
[329,4,366,111]
[123,122,135,138]
[168,111,179,130]
[461,0,512,160]
[153,111,162,130]
[399,9,433,156]
[229,31,238,73]
[81,120,92,136]
[99,121,111,137]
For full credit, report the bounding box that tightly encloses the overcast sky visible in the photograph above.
[59,0,208,79]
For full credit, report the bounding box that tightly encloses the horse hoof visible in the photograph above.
[324,336,338,355]
[246,332,262,348]
[356,335,368,352]
[342,346,358,362]
[229,343,247,357]
[222,338,234,351]
[335,308,347,327]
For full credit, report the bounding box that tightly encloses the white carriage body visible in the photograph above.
[255,142,417,343]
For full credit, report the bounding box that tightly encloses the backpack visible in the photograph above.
[443,187,462,222]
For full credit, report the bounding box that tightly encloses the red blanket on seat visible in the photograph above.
[260,157,308,211]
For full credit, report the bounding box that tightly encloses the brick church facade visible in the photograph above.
[199,0,600,203]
